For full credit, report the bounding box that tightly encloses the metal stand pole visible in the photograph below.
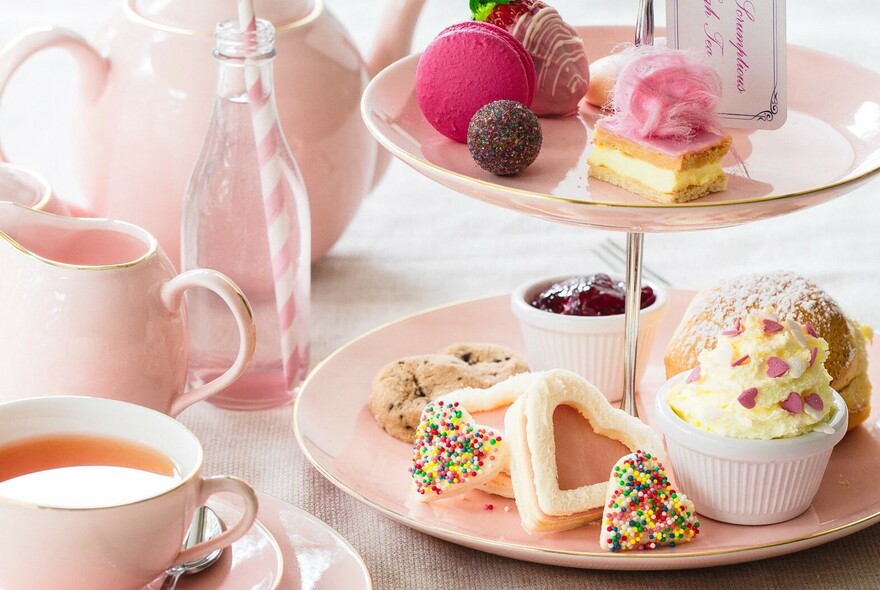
[620,232,644,417]
[620,0,654,418]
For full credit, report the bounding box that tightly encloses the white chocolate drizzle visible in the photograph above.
[510,7,589,116]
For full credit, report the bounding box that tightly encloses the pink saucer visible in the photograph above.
[145,492,370,589]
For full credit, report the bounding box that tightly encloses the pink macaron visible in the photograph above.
[416,21,536,143]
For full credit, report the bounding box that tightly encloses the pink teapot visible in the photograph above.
[0,0,426,264]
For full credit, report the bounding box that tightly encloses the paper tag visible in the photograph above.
[667,0,787,129]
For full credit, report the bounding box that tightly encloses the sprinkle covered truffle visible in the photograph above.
[467,100,542,176]
[600,450,700,552]
[410,400,506,500]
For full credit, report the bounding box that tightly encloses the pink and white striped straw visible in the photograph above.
[237,0,301,390]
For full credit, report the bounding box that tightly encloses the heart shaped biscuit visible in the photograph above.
[505,370,665,533]
[600,451,700,552]
[410,400,508,501]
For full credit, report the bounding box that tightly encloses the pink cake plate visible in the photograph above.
[360,26,880,233]
[293,289,880,569]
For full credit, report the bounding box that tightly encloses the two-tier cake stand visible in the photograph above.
[292,5,880,571]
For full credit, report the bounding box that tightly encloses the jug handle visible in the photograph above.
[0,26,109,164]
[161,269,257,416]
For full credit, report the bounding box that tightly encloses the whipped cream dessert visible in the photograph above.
[665,309,836,439]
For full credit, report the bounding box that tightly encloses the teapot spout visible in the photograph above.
[365,0,426,78]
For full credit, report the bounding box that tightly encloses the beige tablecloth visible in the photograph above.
[2,0,880,588]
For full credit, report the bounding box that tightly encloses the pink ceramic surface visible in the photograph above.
[0,162,68,214]
[0,203,256,416]
[294,290,880,569]
[361,26,880,232]
[146,493,283,590]
[0,0,426,263]
[0,396,258,590]
[157,492,372,590]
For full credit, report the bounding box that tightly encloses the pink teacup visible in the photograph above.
[0,202,256,415]
[0,395,259,590]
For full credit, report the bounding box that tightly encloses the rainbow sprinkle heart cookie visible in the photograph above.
[600,450,700,552]
[410,400,508,501]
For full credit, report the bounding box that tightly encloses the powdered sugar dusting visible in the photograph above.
[675,271,855,382]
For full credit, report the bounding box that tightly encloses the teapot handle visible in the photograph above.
[0,26,109,165]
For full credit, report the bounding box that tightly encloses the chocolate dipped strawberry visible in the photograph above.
[471,0,546,28]
[471,0,590,117]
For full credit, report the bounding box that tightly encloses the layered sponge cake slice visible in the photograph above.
[588,119,731,204]
[586,45,734,204]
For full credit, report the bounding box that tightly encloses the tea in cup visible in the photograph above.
[0,203,256,415]
[0,396,259,590]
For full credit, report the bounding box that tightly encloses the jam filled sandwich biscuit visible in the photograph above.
[369,344,529,442]
[664,271,872,430]
[504,370,664,533]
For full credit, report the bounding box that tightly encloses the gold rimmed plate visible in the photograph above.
[361,26,880,233]
[293,290,880,569]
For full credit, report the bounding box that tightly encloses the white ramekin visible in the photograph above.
[510,274,668,402]
[653,372,849,525]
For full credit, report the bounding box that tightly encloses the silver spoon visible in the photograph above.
[159,506,224,590]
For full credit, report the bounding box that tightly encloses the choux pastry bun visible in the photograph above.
[664,271,872,430]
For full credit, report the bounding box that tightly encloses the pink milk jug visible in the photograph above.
[0,202,257,416]
[0,0,426,265]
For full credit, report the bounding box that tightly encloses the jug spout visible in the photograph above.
[0,203,154,269]
[366,0,426,79]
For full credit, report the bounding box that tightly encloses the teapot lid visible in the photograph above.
[132,0,317,32]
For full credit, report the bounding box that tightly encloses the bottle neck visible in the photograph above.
[214,55,276,103]
[212,18,277,102]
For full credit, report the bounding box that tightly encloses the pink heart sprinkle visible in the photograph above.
[809,347,818,368]
[804,392,824,411]
[766,356,789,378]
[731,354,750,367]
[722,318,743,337]
[762,319,784,334]
[737,387,758,409]
[685,366,701,384]
[805,321,818,338]
[780,392,803,414]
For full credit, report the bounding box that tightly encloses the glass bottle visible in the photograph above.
[182,18,310,409]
